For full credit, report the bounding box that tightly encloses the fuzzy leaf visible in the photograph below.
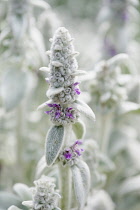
[1,69,28,112]
[45,125,64,166]
[119,175,140,195]
[39,67,50,72]
[13,183,32,201]
[118,102,140,115]
[107,53,129,67]
[30,27,46,64]
[72,121,86,139]
[71,160,90,210]
[99,154,115,172]
[35,156,57,179]
[0,192,21,209]
[22,201,33,208]
[8,206,21,210]
[37,99,52,110]
[47,87,64,98]
[71,70,86,76]
[72,100,95,122]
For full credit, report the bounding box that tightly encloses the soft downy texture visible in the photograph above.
[36,27,95,210]
[22,175,61,210]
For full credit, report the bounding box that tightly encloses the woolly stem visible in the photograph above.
[15,103,26,180]
[98,112,113,154]
[58,124,72,210]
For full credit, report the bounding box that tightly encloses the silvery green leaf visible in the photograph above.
[71,160,90,210]
[107,53,129,67]
[52,61,63,67]
[37,99,52,110]
[85,190,115,210]
[35,156,46,178]
[1,69,28,112]
[22,201,33,208]
[39,67,50,72]
[35,156,57,179]
[118,102,140,115]
[45,125,64,166]
[72,100,95,122]
[8,206,21,210]
[99,154,115,172]
[47,87,64,98]
[72,121,86,139]
[119,175,140,195]
[30,0,50,9]
[71,70,86,76]
[30,27,46,64]
[127,139,140,169]
[0,192,21,209]
[13,183,32,201]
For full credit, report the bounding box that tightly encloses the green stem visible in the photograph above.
[58,124,72,210]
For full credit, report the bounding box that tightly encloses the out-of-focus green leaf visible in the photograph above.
[8,205,21,210]
[118,102,140,116]
[99,154,116,172]
[0,192,21,210]
[119,175,140,195]
[13,183,32,201]
[1,69,28,112]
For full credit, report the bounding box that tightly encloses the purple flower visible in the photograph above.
[74,140,83,145]
[73,82,80,86]
[75,148,84,156]
[47,103,60,108]
[63,149,72,160]
[65,107,74,119]
[55,111,61,119]
[73,82,81,95]
[45,110,52,115]
[72,140,84,156]
[65,112,74,119]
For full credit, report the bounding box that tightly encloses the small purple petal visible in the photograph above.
[47,103,54,107]
[63,152,72,160]
[55,111,61,119]
[75,140,82,145]
[66,112,74,119]
[45,110,51,115]
[73,82,80,86]
[75,149,82,156]
[75,88,81,95]
[47,103,60,109]
[66,107,73,111]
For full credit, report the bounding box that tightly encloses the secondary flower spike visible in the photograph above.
[45,103,79,125]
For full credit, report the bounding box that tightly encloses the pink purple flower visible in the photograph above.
[73,82,81,95]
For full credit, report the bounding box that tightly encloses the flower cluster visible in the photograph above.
[58,140,84,166]
[89,60,127,113]
[51,82,81,104]
[46,27,81,105]
[22,176,61,210]
[45,103,79,125]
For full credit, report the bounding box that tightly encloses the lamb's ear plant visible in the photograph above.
[98,0,138,59]
[87,53,140,210]
[36,27,95,210]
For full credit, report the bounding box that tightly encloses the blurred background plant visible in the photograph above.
[0,0,140,210]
